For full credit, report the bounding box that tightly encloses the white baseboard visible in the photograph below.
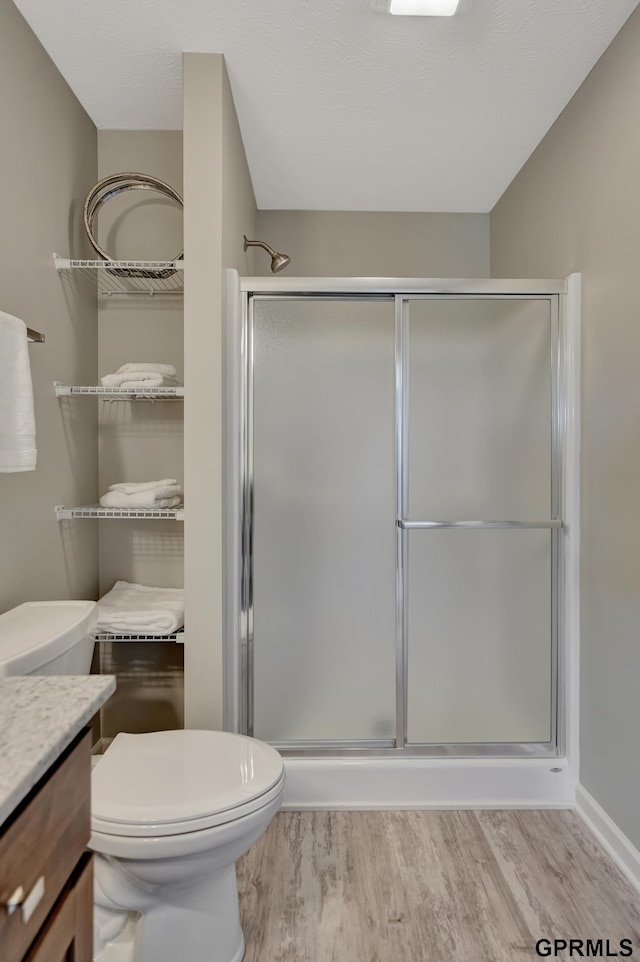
[576,784,640,894]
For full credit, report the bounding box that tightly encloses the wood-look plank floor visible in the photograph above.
[237,811,640,962]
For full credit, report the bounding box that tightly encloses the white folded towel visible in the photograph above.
[100,478,182,508]
[117,363,177,376]
[100,490,182,509]
[97,580,184,635]
[0,312,37,472]
[100,372,181,388]
[115,376,181,389]
[109,479,179,494]
[100,362,179,387]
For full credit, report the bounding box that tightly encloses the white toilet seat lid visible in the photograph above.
[91,730,284,834]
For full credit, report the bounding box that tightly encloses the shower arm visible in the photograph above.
[243,236,277,258]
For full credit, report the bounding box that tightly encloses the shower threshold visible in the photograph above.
[279,754,575,811]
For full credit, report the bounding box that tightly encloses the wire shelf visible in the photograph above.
[54,382,184,401]
[92,630,184,643]
[55,504,184,521]
[54,255,184,295]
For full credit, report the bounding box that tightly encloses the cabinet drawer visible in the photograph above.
[0,730,91,962]
[24,853,93,962]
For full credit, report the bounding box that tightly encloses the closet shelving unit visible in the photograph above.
[54,253,185,645]
[55,504,184,521]
[53,255,184,295]
[54,383,184,401]
[53,257,185,400]
[53,254,185,522]
[92,630,185,644]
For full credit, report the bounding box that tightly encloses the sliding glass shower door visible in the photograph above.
[250,298,397,744]
[243,288,562,754]
[401,297,557,747]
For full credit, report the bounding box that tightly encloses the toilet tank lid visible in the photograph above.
[91,730,285,827]
[0,601,97,675]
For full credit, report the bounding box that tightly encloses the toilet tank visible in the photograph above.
[0,601,97,676]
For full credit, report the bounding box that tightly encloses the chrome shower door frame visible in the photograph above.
[231,275,571,760]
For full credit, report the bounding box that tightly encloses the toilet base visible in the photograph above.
[98,933,245,962]
[94,853,246,962]
[97,928,245,962]
[95,920,135,962]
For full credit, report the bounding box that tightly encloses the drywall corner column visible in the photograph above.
[183,53,224,728]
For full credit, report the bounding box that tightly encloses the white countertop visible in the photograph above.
[0,675,116,827]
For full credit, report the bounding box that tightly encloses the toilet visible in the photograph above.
[0,601,286,962]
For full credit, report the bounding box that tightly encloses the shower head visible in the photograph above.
[269,251,291,273]
[243,235,291,274]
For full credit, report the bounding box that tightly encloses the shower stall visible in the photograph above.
[225,274,580,808]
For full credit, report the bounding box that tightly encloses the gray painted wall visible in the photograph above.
[491,6,640,847]
[0,0,98,612]
[255,211,490,277]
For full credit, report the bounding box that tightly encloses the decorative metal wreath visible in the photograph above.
[83,172,183,279]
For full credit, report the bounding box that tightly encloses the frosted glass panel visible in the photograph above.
[252,299,396,742]
[408,299,551,519]
[407,529,551,744]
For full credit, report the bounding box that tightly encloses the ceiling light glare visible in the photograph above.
[389,0,461,15]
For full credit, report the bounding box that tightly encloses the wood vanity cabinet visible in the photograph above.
[0,729,93,962]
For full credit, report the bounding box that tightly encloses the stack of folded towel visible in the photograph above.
[100,479,183,509]
[100,362,181,389]
[97,581,185,635]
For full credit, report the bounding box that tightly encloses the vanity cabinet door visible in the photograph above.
[0,730,91,962]
[23,854,92,962]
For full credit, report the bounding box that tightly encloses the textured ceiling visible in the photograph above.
[12,0,640,211]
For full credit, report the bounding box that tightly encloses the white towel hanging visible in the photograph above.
[0,312,36,473]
